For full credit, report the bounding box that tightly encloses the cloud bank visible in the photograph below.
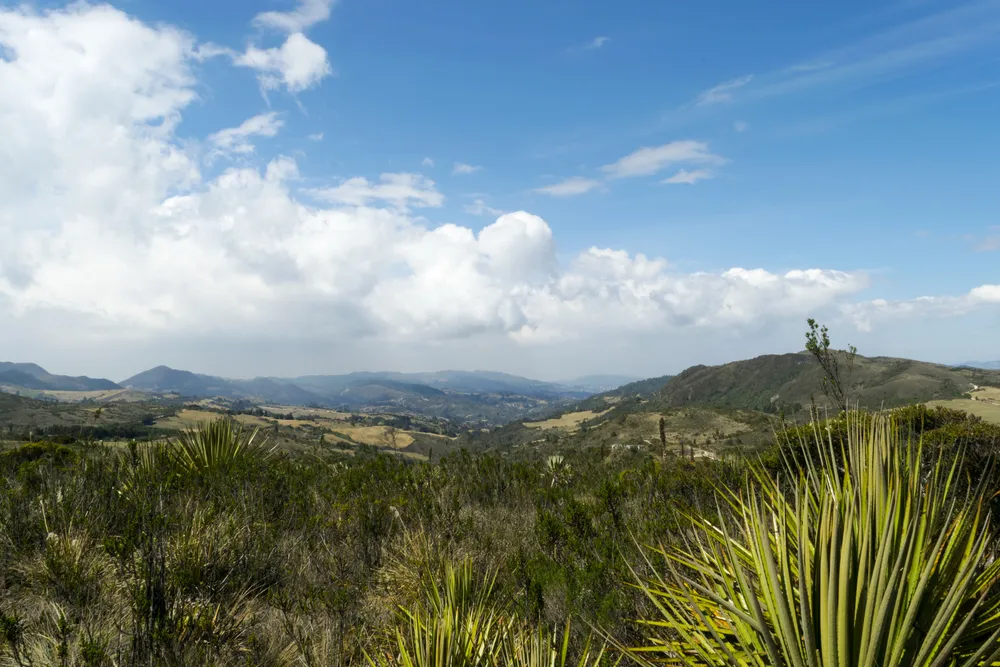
[2,2,993,376]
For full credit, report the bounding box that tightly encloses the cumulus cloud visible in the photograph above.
[253,0,336,34]
[534,177,602,197]
[602,141,724,179]
[452,162,482,175]
[208,112,283,157]
[421,157,434,167]
[586,36,609,50]
[235,32,332,93]
[0,2,903,370]
[662,169,713,185]
[733,120,749,132]
[843,285,1000,331]
[308,132,324,141]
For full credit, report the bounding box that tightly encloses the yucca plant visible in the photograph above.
[366,558,613,667]
[502,621,617,667]
[366,559,509,667]
[623,411,1000,666]
[173,418,275,475]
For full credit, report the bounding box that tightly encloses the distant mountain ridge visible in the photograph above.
[558,375,644,393]
[958,361,1000,370]
[116,366,594,424]
[0,362,119,392]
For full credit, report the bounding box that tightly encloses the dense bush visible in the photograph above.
[0,420,734,665]
[2,406,999,665]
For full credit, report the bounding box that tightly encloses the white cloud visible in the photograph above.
[307,173,444,210]
[452,162,482,175]
[696,75,753,105]
[0,2,916,373]
[733,120,749,132]
[586,36,609,50]
[308,132,324,141]
[253,0,336,34]
[602,141,724,179]
[662,169,713,185]
[533,177,602,197]
[464,198,504,217]
[843,285,1000,332]
[208,112,283,157]
[421,157,434,167]
[235,32,332,93]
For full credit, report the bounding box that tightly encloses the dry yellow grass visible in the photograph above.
[37,388,145,402]
[155,409,271,430]
[323,425,414,448]
[524,409,611,432]
[262,405,353,420]
[927,398,1000,425]
[970,386,1000,402]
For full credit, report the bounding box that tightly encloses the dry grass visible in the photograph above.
[262,405,354,420]
[524,410,610,432]
[324,425,414,448]
[35,389,146,402]
[927,399,1000,424]
[923,384,1000,424]
[155,409,271,430]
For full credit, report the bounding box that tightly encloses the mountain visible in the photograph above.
[654,352,1000,414]
[122,366,231,395]
[959,361,1000,370]
[121,366,324,405]
[118,367,589,425]
[558,375,644,393]
[0,361,119,391]
[292,370,588,399]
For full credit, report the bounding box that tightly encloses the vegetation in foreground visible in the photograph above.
[1,398,1000,665]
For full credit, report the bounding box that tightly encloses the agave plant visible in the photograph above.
[623,411,1000,666]
[173,418,275,475]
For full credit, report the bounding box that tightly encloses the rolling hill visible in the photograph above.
[654,352,1000,414]
[0,362,119,392]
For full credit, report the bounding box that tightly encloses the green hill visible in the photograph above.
[656,352,1000,415]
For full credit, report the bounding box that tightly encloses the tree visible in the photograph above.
[805,318,856,414]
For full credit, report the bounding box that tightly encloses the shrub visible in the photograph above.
[623,411,1000,666]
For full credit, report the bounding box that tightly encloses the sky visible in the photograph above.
[1,0,999,382]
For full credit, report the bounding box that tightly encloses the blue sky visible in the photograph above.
[1,0,998,379]
[174,0,999,289]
